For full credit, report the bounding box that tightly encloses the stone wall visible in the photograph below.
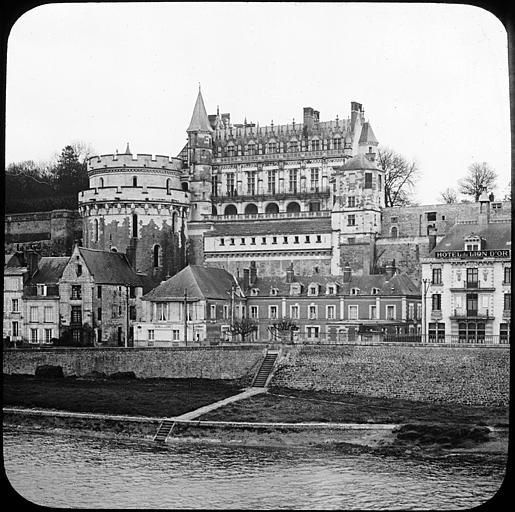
[271,344,509,407]
[2,346,265,381]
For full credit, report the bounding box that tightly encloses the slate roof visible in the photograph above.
[187,89,213,133]
[4,253,25,269]
[208,217,332,237]
[340,153,379,171]
[358,122,378,145]
[143,265,239,301]
[27,257,69,285]
[431,222,511,254]
[78,248,144,287]
[246,270,419,297]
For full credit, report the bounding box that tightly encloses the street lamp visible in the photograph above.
[422,278,431,343]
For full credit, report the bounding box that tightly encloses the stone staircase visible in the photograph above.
[153,419,175,443]
[252,352,278,387]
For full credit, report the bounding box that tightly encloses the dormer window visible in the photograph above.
[371,288,380,295]
[251,288,259,296]
[464,235,482,251]
[326,285,336,295]
[308,285,319,296]
[290,283,302,296]
[270,288,279,296]
[351,288,360,295]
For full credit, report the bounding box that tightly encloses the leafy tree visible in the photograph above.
[458,162,497,202]
[439,187,458,204]
[230,319,258,343]
[376,147,419,207]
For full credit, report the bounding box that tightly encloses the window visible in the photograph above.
[148,329,155,341]
[333,137,342,150]
[153,245,162,268]
[72,329,82,344]
[458,321,485,342]
[261,237,267,245]
[118,305,123,316]
[348,215,356,226]
[76,264,82,277]
[156,303,167,321]
[93,219,99,242]
[316,235,322,243]
[269,305,278,319]
[220,238,225,246]
[268,141,277,154]
[223,305,229,320]
[132,176,138,187]
[12,321,19,337]
[308,286,318,296]
[129,306,136,321]
[504,267,511,284]
[241,238,246,245]
[466,293,478,315]
[250,306,259,319]
[309,202,320,212]
[30,329,38,344]
[408,303,415,320]
[378,174,382,190]
[428,322,445,342]
[97,307,102,321]
[294,236,299,244]
[283,236,288,244]
[11,299,19,312]
[308,305,317,319]
[97,286,102,299]
[348,305,358,320]
[44,307,54,323]
[226,173,235,195]
[247,171,256,195]
[267,170,277,194]
[172,329,180,341]
[311,139,320,151]
[327,305,335,320]
[71,285,82,300]
[270,288,279,296]
[327,285,336,295]
[432,268,442,285]
[71,306,82,324]
[210,304,216,320]
[466,268,479,288]
[386,305,396,320]
[310,168,319,190]
[371,288,380,295]
[348,196,356,208]
[305,235,311,243]
[426,212,437,222]
[364,173,372,189]
[306,326,320,339]
[432,294,441,311]
[132,214,138,238]
[272,236,277,244]
[370,305,378,320]
[289,169,298,193]
[416,303,422,320]
[30,306,38,323]
[44,329,52,343]
[351,288,360,295]
[290,305,299,319]
[289,140,298,152]
[500,323,510,343]
[504,293,511,311]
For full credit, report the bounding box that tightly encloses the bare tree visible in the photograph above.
[439,187,458,204]
[70,140,96,164]
[230,319,258,343]
[458,162,497,202]
[376,147,419,207]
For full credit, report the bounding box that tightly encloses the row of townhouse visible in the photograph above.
[133,261,422,347]
[3,245,151,347]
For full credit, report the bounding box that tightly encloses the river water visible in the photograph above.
[3,429,505,509]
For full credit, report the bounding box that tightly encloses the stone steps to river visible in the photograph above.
[154,419,175,443]
[252,353,278,387]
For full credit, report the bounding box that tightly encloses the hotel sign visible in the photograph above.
[435,249,510,259]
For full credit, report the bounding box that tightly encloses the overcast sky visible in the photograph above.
[5,2,510,204]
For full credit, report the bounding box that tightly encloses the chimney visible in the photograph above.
[478,189,491,227]
[249,260,257,285]
[285,263,295,283]
[25,249,40,278]
[243,268,250,290]
[303,107,315,134]
[343,262,352,283]
[384,260,396,280]
[350,101,362,131]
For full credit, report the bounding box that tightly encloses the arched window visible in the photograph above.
[391,226,398,238]
[166,178,172,194]
[224,204,237,216]
[286,202,300,213]
[265,203,279,214]
[244,203,258,215]
[153,245,161,268]
[211,205,218,216]
[132,176,138,187]
[132,214,138,238]
[111,247,118,253]
[181,182,189,192]
[93,219,99,242]
[99,177,104,188]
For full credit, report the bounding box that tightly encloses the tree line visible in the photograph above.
[5,142,93,214]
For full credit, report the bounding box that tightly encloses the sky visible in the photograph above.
[5,2,511,204]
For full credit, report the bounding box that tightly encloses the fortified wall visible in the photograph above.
[271,344,510,407]
[3,344,510,407]
[4,209,82,256]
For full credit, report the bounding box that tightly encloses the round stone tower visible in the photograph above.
[78,144,190,281]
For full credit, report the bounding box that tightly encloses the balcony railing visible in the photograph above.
[450,281,495,292]
[213,148,349,164]
[214,188,331,202]
[23,285,59,297]
[450,308,494,319]
[423,334,508,345]
[205,210,331,222]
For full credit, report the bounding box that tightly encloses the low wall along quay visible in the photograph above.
[2,344,509,407]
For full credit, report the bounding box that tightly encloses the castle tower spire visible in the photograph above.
[187,88,213,133]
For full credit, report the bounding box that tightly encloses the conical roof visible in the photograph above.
[187,89,213,133]
[358,122,378,145]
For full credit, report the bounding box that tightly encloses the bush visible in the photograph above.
[109,371,137,380]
